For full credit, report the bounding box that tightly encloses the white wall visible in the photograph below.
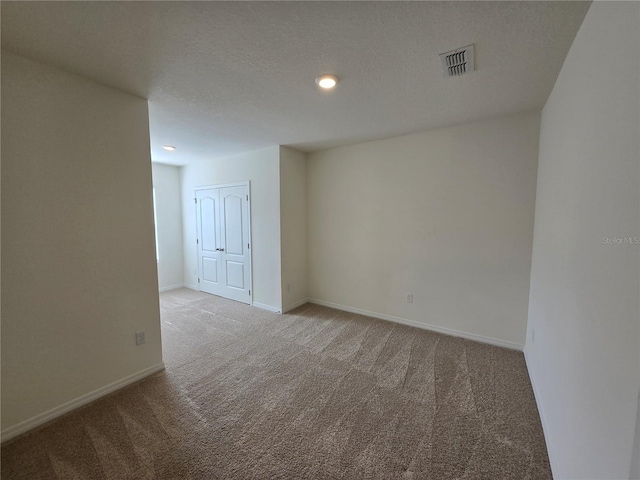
[152,163,184,291]
[525,3,640,479]
[632,398,640,480]
[280,146,308,312]
[180,147,282,310]
[1,52,163,436]
[307,112,540,348]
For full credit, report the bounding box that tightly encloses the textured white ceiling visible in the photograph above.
[1,1,590,165]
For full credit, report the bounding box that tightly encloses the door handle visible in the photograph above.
[216,248,225,252]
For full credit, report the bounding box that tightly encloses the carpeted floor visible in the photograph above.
[1,288,551,479]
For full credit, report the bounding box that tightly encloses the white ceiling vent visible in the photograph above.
[440,44,475,77]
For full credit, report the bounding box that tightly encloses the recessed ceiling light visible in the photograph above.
[315,74,339,90]
[162,145,177,151]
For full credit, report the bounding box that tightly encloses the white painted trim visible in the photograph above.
[524,347,558,477]
[252,302,281,313]
[282,297,310,313]
[158,283,185,292]
[184,283,199,291]
[1,363,166,443]
[194,181,249,191]
[308,298,524,351]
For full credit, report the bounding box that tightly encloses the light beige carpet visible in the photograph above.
[1,288,551,479]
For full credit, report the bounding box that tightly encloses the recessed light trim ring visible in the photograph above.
[315,74,339,89]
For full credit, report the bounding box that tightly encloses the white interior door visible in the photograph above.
[196,190,221,295]
[196,184,251,304]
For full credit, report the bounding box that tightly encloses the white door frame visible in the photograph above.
[194,181,252,304]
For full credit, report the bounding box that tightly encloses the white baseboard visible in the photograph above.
[524,347,558,477]
[308,298,524,351]
[1,362,166,443]
[282,297,310,313]
[158,283,185,292]
[184,284,199,291]
[252,301,281,313]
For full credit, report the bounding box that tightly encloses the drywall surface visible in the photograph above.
[1,52,162,432]
[152,163,184,290]
[525,3,640,478]
[180,147,282,310]
[632,393,640,480]
[308,112,540,347]
[279,146,308,312]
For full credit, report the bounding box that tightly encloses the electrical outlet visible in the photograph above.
[135,331,146,346]
[406,293,413,304]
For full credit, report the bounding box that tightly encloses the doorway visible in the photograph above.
[195,182,252,304]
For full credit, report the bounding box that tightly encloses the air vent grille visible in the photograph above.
[440,44,475,77]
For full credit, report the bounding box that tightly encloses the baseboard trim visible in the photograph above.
[523,347,558,477]
[282,297,310,313]
[158,283,185,292]
[252,301,281,313]
[308,298,524,351]
[184,284,199,291]
[1,362,166,444]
